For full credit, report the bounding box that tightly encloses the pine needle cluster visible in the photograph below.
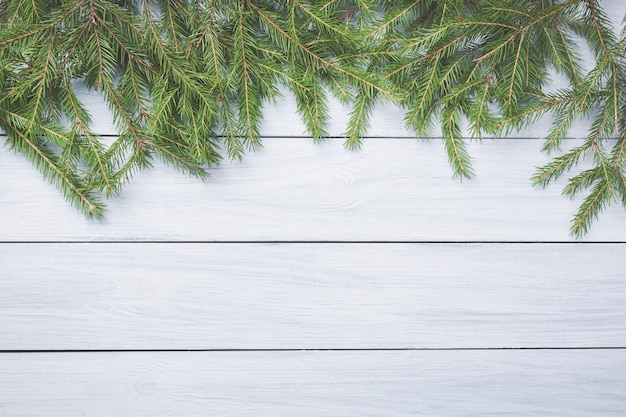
[0,0,624,237]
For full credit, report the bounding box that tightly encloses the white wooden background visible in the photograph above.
[2,3,626,415]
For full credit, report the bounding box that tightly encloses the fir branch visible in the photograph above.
[441,100,474,179]
[2,121,103,216]
[532,143,592,187]
[344,88,375,149]
[60,80,113,193]
[1,0,625,237]
[248,1,398,100]
[570,178,613,237]
[198,9,244,159]
[233,3,264,150]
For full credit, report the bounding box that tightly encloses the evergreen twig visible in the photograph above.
[0,0,625,237]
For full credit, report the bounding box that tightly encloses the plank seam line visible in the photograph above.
[2,347,625,354]
[0,134,595,140]
[2,241,625,244]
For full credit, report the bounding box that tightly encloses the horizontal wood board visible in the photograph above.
[1,243,625,350]
[2,138,626,242]
[1,350,625,417]
[50,77,598,138]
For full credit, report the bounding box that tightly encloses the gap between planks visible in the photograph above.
[2,347,626,354]
[3,240,626,244]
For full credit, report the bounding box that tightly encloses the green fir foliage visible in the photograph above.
[0,0,624,237]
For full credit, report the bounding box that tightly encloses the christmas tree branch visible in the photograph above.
[1,0,625,237]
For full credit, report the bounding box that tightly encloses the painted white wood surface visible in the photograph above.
[2,2,626,414]
[1,243,625,350]
[1,350,625,417]
[2,137,626,242]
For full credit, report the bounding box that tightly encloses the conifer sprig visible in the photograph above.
[0,0,625,237]
[1,0,394,212]
[522,1,626,237]
[377,0,590,179]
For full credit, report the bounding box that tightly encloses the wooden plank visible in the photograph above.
[65,82,418,137]
[2,243,625,350]
[1,138,625,242]
[1,350,624,416]
[74,80,593,139]
[0,75,596,139]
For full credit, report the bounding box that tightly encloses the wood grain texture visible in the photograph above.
[2,138,626,242]
[2,243,625,350]
[2,3,626,414]
[1,350,625,416]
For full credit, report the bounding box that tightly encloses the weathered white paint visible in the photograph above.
[1,243,625,350]
[1,350,625,417]
[2,138,625,242]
